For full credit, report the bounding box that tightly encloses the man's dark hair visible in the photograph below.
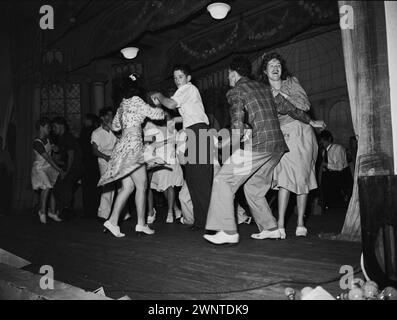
[99,107,113,118]
[319,130,334,142]
[229,56,252,78]
[172,64,192,77]
[260,52,292,85]
[52,116,69,132]
[35,116,51,131]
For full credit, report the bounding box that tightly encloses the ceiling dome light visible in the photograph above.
[207,2,231,20]
[120,47,139,59]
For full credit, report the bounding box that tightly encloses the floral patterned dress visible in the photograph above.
[97,96,164,186]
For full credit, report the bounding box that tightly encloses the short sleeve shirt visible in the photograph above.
[171,82,209,128]
[91,126,117,170]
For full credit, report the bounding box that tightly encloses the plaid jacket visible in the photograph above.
[227,77,311,153]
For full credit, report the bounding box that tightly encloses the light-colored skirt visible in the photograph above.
[272,120,318,194]
[31,164,59,190]
[98,127,144,186]
[150,163,183,192]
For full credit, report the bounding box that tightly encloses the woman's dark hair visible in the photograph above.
[259,52,292,85]
[99,107,113,118]
[229,56,251,78]
[52,116,69,132]
[119,73,145,100]
[35,116,51,131]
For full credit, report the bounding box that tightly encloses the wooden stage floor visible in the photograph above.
[0,208,361,300]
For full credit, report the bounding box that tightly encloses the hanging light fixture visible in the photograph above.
[207,2,231,20]
[120,47,139,59]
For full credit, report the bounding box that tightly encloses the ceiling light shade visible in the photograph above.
[207,2,231,20]
[120,47,139,59]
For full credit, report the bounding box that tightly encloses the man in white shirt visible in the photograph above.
[319,130,353,209]
[151,65,214,230]
[91,107,117,219]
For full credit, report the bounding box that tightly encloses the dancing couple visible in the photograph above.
[204,55,325,245]
[99,65,213,237]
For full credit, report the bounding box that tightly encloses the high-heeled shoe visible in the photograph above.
[135,224,155,235]
[48,210,62,222]
[38,210,47,224]
[103,220,125,238]
[147,208,157,224]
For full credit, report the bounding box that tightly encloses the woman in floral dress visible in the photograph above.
[98,74,164,237]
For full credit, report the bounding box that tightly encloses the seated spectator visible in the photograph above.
[52,117,84,219]
[319,130,353,210]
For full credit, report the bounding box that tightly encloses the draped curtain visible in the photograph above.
[337,1,393,241]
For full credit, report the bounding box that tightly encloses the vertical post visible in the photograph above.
[384,1,397,174]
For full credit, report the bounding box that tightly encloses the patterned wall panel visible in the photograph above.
[40,83,82,137]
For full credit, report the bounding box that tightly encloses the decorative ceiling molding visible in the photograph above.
[60,0,212,71]
[165,0,339,74]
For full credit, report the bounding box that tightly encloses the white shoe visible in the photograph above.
[135,224,155,235]
[296,226,308,237]
[166,213,174,223]
[251,229,281,240]
[38,210,47,224]
[147,209,157,224]
[103,221,125,238]
[174,208,182,220]
[278,228,286,239]
[48,211,62,222]
[203,231,239,245]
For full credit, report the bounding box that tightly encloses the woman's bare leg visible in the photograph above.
[296,193,308,227]
[49,192,56,214]
[165,187,175,214]
[40,189,50,214]
[108,176,135,226]
[277,188,290,229]
[130,165,147,226]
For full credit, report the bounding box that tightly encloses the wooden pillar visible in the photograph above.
[384,1,397,173]
[338,1,394,241]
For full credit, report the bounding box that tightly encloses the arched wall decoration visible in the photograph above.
[251,30,346,96]
[166,1,338,75]
[89,0,212,63]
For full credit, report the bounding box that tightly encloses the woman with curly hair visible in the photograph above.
[260,52,325,239]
